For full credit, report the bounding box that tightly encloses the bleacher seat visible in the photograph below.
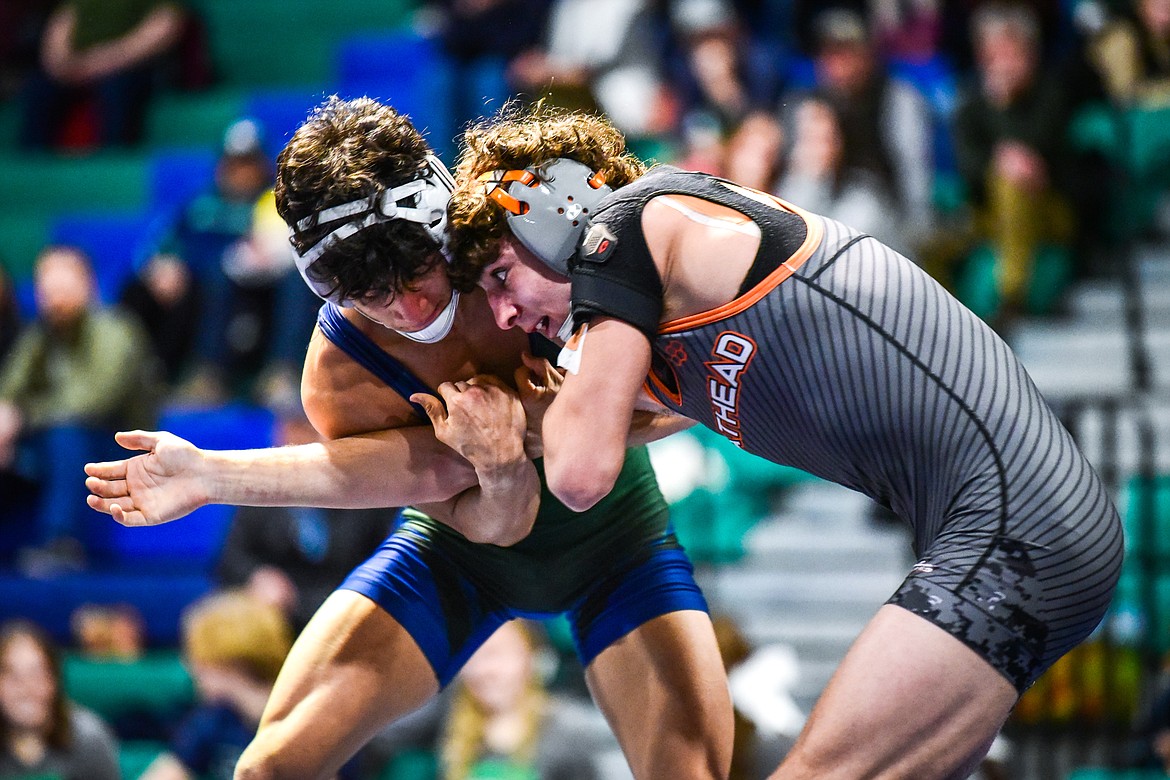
[244,89,333,161]
[0,572,213,645]
[334,32,456,158]
[119,740,170,780]
[0,152,148,215]
[50,210,169,304]
[87,404,274,569]
[145,89,247,149]
[149,147,220,219]
[64,651,194,725]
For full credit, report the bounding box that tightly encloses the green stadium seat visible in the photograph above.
[1121,475,1170,557]
[377,748,437,780]
[1067,769,1166,780]
[119,740,169,780]
[145,90,247,150]
[0,212,51,286]
[0,152,148,215]
[64,651,195,724]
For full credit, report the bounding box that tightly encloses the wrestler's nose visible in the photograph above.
[487,291,519,331]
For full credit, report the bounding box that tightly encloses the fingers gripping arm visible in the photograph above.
[411,376,540,546]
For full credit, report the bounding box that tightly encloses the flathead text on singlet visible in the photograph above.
[705,331,756,447]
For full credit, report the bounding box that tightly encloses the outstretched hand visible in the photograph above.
[513,352,565,459]
[84,430,209,526]
[410,374,527,471]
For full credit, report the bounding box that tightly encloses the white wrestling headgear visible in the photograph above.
[479,158,612,276]
[293,154,460,343]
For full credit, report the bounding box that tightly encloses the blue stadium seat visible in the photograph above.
[49,211,170,305]
[243,89,330,161]
[334,32,456,157]
[149,147,219,219]
[0,572,213,645]
[87,404,274,568]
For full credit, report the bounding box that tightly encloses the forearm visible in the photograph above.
[442,457,541,546]
[77,5,183,78]
[626,409,695,446]
[203,429,479,508]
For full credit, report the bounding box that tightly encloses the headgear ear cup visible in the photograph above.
[480,158,612,275]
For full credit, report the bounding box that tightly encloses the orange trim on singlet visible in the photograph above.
[657,185,825,335]
[645,363,683,407]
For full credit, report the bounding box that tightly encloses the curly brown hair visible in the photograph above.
[447,104,647,292]
[274,96,444,303]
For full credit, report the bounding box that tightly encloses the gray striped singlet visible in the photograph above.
[584,168,1123,690]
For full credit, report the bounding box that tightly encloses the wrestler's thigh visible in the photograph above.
[585,610,733,780]
[237,589,439,780]
[772,604,1016,780]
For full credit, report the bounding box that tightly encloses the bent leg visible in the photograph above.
[236,589,439,780]
[585,610,734,780]
[771,605,1017,780]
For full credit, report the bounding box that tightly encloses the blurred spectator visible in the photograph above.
[0,0,54,98]
[434,0,549,130]
[170,119,318,404]
[0,619,121,780]
[215,407,397,632]
[724,111,786,193]
[0,246,159,574]
[711,614,795,780]
[777,96,902,249]
[667,0,783,138]
[0,264,21,366]
[70,604,146,661]
[439,619,614,780]
[1089,0,1170,104]
[138,590,293,780]
[871,0,944,62]
[508,0,669,137]
[951,2,1075,323]
[17,0,186,150]
[805,7,935,233]
[119,251,202,388]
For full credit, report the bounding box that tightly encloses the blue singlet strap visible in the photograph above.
[316,303,433,420]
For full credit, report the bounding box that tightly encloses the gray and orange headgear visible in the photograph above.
[480,158,612,275]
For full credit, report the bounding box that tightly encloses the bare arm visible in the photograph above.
[541,318,652,511]
[85,426,480,527]
[49,3,184,84]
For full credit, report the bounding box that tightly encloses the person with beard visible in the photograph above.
[0,245,158,572]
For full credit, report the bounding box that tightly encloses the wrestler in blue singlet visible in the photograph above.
[318,306,708,685]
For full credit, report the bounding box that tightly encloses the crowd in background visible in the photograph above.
[1,0,1170,777]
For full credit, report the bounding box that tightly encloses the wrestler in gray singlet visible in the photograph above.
[575,167,1124,691]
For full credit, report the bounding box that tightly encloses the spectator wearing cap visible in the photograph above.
[18,0,186,149]
[168,118,318,404]
[802,7,935,242]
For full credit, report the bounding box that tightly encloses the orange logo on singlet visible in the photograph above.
[705,331,756,447]
[664,340,688,367]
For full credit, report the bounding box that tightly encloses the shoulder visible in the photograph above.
[69,704,118,745]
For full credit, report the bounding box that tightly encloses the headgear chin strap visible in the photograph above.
[480,158,612,276]
[294,154,455,308]
[396,289,461,344]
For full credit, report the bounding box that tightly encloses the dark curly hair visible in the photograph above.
[274,96,444,303]
[446,103,647,292]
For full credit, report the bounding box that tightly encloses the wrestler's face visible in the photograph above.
[351,263,454,334]
[479,236,572,343]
